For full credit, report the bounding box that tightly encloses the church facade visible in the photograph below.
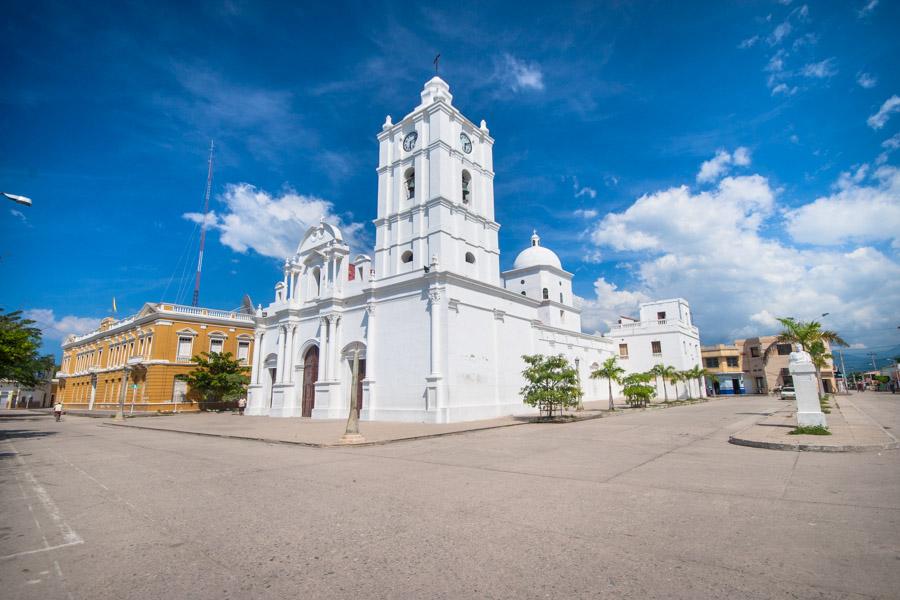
[245,77,618,423]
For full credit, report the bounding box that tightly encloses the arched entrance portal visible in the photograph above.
[302,346,319,417]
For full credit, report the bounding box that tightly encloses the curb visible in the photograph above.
[727,435,900,453]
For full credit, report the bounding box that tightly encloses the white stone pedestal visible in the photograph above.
[789,351,827,427]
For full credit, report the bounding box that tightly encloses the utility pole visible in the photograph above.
[837,348,849,395]
[192,140,215,307]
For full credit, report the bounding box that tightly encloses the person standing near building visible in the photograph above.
[53,401,63,422]
[238,397,246,416]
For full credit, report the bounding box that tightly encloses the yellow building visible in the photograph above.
[57,302,256,412]
[700,344,745,394]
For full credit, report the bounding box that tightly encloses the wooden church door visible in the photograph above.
[301,347,319,417]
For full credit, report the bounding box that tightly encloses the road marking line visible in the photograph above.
[3,440,84,550]
[0,541,84,561]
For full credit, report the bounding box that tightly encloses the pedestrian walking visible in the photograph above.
[238,397,246,416]
[53,401,63,422]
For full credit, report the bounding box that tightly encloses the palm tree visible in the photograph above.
[764,317,848,394]
[687,366,712,398]
[591,356,625,411]
[651,364,676,402]
[669,369,684,400]
[807,340,833,396]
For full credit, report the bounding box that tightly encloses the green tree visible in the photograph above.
[764,317,847,394]
[622,371,656,407]
[176,352,250,410]
[651,364,676,402]
[0,309,56,388]
[591,356,625,411]
[520,354,583,418]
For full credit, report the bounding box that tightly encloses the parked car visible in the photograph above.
[779,386,796,400]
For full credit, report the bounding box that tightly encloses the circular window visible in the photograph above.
[401,250,413,263]
[465,252,476,264]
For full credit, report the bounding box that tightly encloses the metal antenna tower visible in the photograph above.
[192,140,214,307]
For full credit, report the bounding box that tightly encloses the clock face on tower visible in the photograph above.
[459,132,472,154]
[402,131,418,152]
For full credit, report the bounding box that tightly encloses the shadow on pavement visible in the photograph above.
[0,429,59,441]
[0,413,53,423]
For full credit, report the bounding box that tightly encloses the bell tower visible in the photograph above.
[373,77,500,284]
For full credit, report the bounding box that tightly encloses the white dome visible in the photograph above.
[513,231,562,270]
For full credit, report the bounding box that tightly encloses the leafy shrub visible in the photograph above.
[789,425,831,435]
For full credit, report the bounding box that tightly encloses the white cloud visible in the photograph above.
[738,36,759,49]
[580,278,650,333]
[800,58,838,78]
[867,95,900,129]
[586,165,900,347]
[769,21,792,45]
[766,50,787,74]
[857,72,877,88]
[570,176,597,199]
[574,208,599,219]
[785,165,900,247]
[183,183,365,259]
[696,147,752,183]
[24,309,100,342]
[791,33,817,51]
[883,133,900,150]
[697,151,732,183]
[858,0,879,18]
[10,209,26,222]
[849,343,867,349]
[771,83,797,96]
[732,147,751,166]
[500,54,544,92]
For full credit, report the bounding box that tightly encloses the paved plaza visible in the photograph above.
[2,393,898,599]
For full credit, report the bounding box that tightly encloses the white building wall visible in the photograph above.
[610,298,702,399]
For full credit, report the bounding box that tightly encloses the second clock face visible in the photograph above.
[403,131,418,152]
[460,132,473,154]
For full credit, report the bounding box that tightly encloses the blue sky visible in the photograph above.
[2,0,899,363]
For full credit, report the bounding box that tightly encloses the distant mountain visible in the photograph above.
[835,345,900,373]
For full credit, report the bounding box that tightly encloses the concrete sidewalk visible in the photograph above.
[95,396,722,447]
[100,411,539,446]
[729,393,899,452]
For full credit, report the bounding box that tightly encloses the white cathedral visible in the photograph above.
[246,77,697,423]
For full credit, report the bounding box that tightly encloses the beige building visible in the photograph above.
[57,302,256,412]
[702,336,836,395]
